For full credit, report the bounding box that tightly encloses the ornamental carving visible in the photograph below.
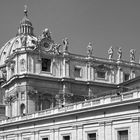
[62,38,69,53]
[87,42,93,57]
[117,47,122,60]
[1,68,7,80]
[20,59,26,71]
[52,44,61,54]
[27,89,38,99]
[7,61,15,74]
[130,49,135,62]
[108,46,114,60]
[38,28,54,52]
[4,94,18,104]
[21,35,27,46]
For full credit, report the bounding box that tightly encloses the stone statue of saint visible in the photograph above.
[52,44,61,54]
[117,47,122,60]
[130,49,135,62]
[20,59,26,71]
[21,36,27,46]
[62,38,69,52]
[87,42,93,57]
[42,28,51,39]
[108,46,114,60]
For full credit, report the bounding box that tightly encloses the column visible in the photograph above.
[77,125,83,140]
[72,126,77,140]
[17,133,22,140]
[105,121,112,140]
[131,117,139,140]
[54,128,59,140]
[87,62,91,81]
[99,122,105,140]
[116,67,121,84]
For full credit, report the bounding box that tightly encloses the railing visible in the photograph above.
[1,89,140,125]
[70,53,140,67]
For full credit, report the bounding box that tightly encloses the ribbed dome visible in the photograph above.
[0,6,37,66]
[0,35,37,66]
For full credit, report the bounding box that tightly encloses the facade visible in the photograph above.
[0,7,140,140]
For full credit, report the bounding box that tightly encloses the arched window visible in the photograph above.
[20,103,25,115]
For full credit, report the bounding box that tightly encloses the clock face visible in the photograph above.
[41,38,52,51]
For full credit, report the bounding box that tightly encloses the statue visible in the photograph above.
[108,46,114,60]
[130,49,135,62]
[52,44,61,54]
[20,59,26,71]
[87,42,93,57]
[55,44,61,54]
[1,68,7,80]
[21,36,27,46]
[42,28,51,39]
[62,38,69,53]
[117,47,122,60]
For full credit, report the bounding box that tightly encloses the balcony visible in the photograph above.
[0,89,140,125]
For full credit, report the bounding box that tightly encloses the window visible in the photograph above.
[97,71,106,79]
[42,58,51,72]
[63,136,70,140]
[88,133,96,140]
[21,92,25,100]
[118,130,128,140]
[20,103,25,115]
[124,73,129,81]
[74,67,81,78]
[42,138,48,140]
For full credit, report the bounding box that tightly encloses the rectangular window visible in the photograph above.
[21,92,25,100]
[42,138,48,140]
[97,71,106,79]
[88,133,96,140]
[124,73,129,81]
[63,136,70,140]
[118,130,128,140]
[74,67,81,78]
[42,58,51,72]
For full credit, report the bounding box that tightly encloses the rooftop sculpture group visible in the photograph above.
[86,43,136,62]
[108,47,136,62]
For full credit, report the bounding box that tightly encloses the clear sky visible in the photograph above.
[0,0,140,61]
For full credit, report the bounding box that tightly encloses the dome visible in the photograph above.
[17,5,34,36]
[0,35,37,66]
[0,6,37,66]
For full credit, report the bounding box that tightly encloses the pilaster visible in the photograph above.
[131,117,139,140]
[105,121,112,140]
[99,122,105,140]
[77,125,83,140]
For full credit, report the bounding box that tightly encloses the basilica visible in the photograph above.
[0,6,140,140]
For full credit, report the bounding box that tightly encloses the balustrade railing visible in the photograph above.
[1,89,140,125]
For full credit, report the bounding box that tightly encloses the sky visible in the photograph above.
[0,0,140,61]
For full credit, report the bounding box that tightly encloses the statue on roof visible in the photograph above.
[24,5,28,17]
[62,38,69,53]
[52,44,61,54]
[108,46,114,60]
[117,47,122,60]
[42,28,51,39]
[130,49,135,62]
[87,42,93,57]
[21,35,27,47]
